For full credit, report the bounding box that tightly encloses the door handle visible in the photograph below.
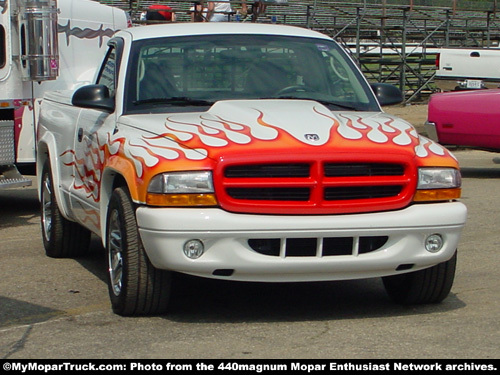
[77,128,83,142]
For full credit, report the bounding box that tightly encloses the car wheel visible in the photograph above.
[41,162,90,258]
[106,186,171,316]
[383,251,457,305]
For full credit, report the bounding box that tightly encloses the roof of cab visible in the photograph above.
[118,22,332,42]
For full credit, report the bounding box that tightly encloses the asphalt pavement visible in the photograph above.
[0,149,499,359]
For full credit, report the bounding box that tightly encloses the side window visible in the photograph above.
[96,46,117,97]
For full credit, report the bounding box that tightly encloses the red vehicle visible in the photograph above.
[426,89,500,151]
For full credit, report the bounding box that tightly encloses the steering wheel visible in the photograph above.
[275,85,316,96]
[330,57,349,82]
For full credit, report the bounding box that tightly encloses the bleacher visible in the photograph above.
[98,1,500,45]
[96,1,500,102]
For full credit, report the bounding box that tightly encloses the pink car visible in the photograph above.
[426,89,500,151]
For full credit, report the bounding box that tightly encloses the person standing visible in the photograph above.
[238,1,268,22]
[190,1,208,22]
[206,1,233,22]
[144,4,176,22]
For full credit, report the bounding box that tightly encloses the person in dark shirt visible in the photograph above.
[145,4,176,22]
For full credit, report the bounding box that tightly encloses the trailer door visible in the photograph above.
[0,0,12,81]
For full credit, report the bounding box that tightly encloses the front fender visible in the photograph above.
[98,157,142,244]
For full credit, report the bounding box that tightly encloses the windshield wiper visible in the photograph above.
[260,96,360,111]
[315,99,359,111]
[133,97,214,106]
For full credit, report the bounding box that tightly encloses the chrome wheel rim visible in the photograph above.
[41,174,52,242]
[108,209,124,296]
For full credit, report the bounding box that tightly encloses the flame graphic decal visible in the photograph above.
[154,112,278,149]
[60,103,455,205]
[61,137,104,203]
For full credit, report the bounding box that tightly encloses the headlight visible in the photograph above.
[417,168,461,189]
[414,168,461,202]
[148,171,214,194]
[147,171,217,207]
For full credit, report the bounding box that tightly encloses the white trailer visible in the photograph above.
[0,0,129,188]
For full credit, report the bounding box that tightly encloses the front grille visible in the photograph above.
[227,187,310,201]
[248,236,389,257]
[216,156,415,215]
[324,185,403,200]
[225,163,310,178]
[324,163,404,177]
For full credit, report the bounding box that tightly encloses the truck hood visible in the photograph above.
[116,100,455,173]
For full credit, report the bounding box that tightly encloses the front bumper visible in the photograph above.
[424,121,439,142]
[435,77,500,91]
[136,202,467,282]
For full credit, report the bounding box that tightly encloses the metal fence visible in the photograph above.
[98,1,500,102]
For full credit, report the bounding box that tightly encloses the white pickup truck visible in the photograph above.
[37,23,467,316]
[435,47,500,91]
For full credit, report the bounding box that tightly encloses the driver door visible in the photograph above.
[69,42,120,235]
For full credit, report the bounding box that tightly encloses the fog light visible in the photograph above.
[183,240,205,259]
[425,234,443,253]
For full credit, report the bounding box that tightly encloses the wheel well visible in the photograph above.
[36,143,49,182]
[36,144,52,201]
[112,174,127,191]
[101,170,127,202]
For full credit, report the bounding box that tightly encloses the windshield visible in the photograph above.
[124,34,379,114]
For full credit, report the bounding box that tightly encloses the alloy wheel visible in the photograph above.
[108,209,124,296]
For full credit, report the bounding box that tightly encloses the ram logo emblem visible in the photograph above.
[305,134,320,142]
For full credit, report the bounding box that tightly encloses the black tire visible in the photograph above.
[383,251,457,305]
[40,162,91,258]
[106,186,171,316]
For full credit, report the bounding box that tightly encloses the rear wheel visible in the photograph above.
[40,162,91,258]
[383,251,457,305]
[106,186,171,316]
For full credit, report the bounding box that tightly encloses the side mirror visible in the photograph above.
[371,83,404,106]
[72,84,115,112]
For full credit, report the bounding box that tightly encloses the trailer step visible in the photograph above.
[0,165,33,189]
[0,176,33,189]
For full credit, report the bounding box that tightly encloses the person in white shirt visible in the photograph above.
[206,1,233,22]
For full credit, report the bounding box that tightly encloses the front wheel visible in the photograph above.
[106,186,171,316]
[383,251,457,305]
